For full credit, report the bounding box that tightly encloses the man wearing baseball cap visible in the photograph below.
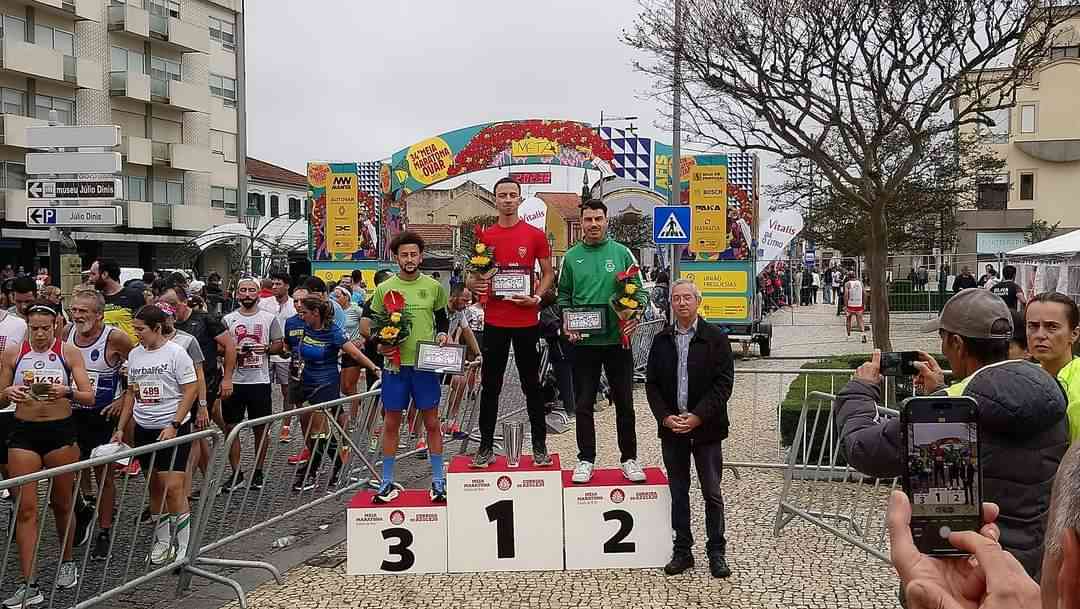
[834,288,1068,578]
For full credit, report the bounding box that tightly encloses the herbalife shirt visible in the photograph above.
[128,340,197,429]
[223,309,283,385]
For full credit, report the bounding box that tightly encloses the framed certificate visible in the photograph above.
[563,307,606,336]
[415,342,467,375]
[491,271,532,298]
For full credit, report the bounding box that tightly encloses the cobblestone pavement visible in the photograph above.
[0,369,529,609]
[218,304,935,609]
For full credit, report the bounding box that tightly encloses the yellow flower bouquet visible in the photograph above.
[610,264,644,349]
[467,224,498,306]
[371,290,411,372]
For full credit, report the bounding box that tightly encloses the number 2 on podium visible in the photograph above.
[486,499,515,559]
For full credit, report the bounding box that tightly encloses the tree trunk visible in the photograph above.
[867,205,893,351]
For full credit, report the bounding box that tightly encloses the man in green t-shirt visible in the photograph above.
[369,231,450,504]
[559,199,649,484]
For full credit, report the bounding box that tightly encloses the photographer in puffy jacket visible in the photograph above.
[835,288,1068,578]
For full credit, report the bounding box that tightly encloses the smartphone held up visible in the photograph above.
[901,396,981,557]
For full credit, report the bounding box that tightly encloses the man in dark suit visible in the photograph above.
[646,278,735,578]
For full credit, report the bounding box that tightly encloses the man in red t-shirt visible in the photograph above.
[468,177,555,467]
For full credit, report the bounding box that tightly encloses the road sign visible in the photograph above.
[26,179,122,201]
[653,206,691,245]
[26,152,122,175]
[26,205,122,227]
[26,125,120,149]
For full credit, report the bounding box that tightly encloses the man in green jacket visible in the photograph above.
[559,199,649,484]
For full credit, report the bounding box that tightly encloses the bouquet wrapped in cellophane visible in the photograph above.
[610,265,643,349]
[468,224,498,307]
[371,290,411,373]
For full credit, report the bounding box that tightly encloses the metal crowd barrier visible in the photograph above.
[182,389,385,606]
[772,391,899,563]
[0,359,935,607]
[0,429,226,609]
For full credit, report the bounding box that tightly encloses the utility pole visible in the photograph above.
[670,0,683,291]
[47,111,61,288]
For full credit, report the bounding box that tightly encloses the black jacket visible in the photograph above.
[646,318,734,444]
[835,360,1068,578]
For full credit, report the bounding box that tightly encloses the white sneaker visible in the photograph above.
[621,459,647,483]
[571,461,594,484]
[149,540,175,566]
[3,583,43,608]
[54,561,78,590]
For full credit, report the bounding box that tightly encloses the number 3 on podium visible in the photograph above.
[381,528,416,572]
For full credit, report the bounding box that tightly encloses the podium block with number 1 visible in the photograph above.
[447,454,564,572]
[563,467,673,570]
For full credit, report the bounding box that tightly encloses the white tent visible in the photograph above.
[1007,228,1080,259]
[1005,229,1080,298]
[190,218,307,253]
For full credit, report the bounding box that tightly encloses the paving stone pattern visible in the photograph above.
[218,304,939,609]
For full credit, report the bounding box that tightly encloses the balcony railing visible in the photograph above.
[151,141,171,162]
[150,14,168,37]
[107,5,124,27]
[151,77,168,98]
[152,203,170,228]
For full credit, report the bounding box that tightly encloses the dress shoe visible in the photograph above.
[709,556,732,578]
[664,553,694,575]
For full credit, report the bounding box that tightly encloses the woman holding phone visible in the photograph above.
[0,300,94,607]
[290,296,379,492]
[111,305,198,566]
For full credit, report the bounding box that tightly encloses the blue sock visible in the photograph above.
[430,453,445,485]
[381,456,396,488]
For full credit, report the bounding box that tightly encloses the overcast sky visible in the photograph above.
[244,0,695,177]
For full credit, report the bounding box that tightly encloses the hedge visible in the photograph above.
[777,355,943,463]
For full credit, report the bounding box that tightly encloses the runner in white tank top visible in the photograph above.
[0,301,93,601]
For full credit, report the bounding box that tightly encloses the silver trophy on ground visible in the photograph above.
[502,421,525,467]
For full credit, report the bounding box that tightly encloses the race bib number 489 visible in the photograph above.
[135,380,163,404]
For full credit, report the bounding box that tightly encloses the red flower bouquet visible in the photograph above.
[371,290,411,373]
[467,225,498,307]
[610,265,644,349]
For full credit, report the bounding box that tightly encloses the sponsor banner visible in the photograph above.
[509,171,552,184]
[700,296,750,321]
[689,155,728,253]
[681,270,748,294]
[756,205,805,275]
[327,163,359,254]
[389,119,616,195]
[309,161,380,262]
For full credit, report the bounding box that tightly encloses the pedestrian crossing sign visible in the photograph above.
[653,206,691,244]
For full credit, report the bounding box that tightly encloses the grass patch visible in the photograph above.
[778,354,945,454]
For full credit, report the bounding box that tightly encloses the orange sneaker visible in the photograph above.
[123,460,142,477]
[279,425,291,444]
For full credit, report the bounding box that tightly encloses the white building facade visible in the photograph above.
[0,0,245,272]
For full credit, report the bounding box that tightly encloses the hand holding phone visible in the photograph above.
[881,351,920,376]
[901,396,981,557]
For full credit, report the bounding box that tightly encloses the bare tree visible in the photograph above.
[770,132,1005,256]
[627,0,1073,349]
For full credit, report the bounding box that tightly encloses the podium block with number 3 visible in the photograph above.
[562,467,672,570]
[447,454,564,572]
[346,490,448,575]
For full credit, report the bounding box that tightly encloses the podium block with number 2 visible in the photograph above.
[346,490,448,575]
[563,467,673,570]
[447,454,564,572]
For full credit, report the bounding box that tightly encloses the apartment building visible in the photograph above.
[956,11,1080,257]
[0,0,245,272]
